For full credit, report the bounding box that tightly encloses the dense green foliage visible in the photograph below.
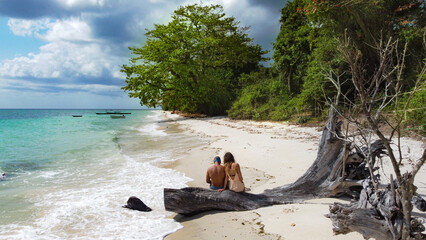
[398,82,426,134]
[273,0,316,95]
[122,1,424,127]
[228,0,425,126]
[121,4,265,115]
[228,68,292,120]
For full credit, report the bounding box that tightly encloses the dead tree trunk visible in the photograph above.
[164,109,378,215]
[326,180,426,239]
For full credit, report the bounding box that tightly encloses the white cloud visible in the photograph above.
[0,78,45,91]
[0,0,180,82]
[39,17,94,42]
[1,0,278,80]
[7,18,50,36]
[57,83,119,92]
[0,77,122,95]
[0,40,118,78]
[213,0,275,32]
[58,0,105,8]
[0,17,122,79]
[112,66,125,79]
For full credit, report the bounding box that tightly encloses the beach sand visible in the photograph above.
[162,112,426,240]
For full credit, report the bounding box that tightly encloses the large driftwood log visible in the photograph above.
[326,181,426,239]
[164,109,383,215]
[326,203,395,240]
[164,188,287,215]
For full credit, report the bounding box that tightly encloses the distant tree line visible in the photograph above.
[122,1,425,130]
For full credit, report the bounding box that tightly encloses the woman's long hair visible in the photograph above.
[223,152,235,171]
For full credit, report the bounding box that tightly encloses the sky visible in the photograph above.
[0,0,287,109]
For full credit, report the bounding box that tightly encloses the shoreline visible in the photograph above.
[160,111,426,240]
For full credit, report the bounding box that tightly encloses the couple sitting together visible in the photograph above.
[206,152,245,192]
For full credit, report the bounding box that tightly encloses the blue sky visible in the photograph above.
[0,0,287,109]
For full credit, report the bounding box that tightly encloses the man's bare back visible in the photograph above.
[206,157,226,189]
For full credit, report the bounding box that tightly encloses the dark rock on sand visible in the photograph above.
[123,196,152,212]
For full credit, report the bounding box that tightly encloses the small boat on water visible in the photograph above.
[72,115,83,117]
[110,115,126,119]
[96,111,131,115]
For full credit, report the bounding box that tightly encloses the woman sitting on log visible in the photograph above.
[219,152,245,192]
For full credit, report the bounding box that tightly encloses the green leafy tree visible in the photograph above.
[273,0,316,95]
[121,4,266,115]
[294,28,349,115]
[290,0,425,117]
[304,0,425,91]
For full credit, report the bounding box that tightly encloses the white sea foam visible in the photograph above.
[0,147,191,240]
[35,170,63,179]
[138,123,167,137]
[137,111,167,137]
[0,110,195,240]
[145,110,164,121]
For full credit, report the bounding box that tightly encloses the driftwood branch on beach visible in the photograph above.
[164,187,280,215]
[326,180,426,239]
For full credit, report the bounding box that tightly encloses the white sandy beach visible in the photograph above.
[162,112,426,240]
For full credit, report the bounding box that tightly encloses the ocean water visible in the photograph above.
[0,109,196,240]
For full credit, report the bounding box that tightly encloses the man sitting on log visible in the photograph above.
[206,156,226,190]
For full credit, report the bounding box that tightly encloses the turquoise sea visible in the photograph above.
[0,109,196,240]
